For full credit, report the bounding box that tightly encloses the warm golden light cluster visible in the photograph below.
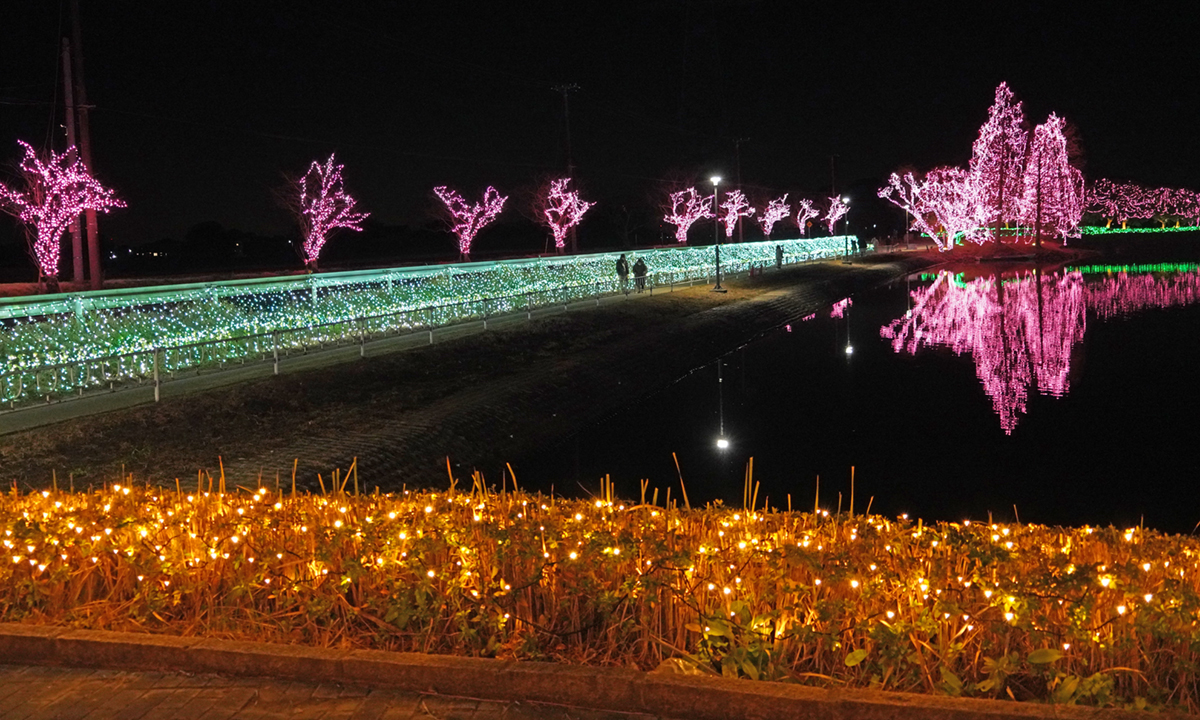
[2,476,1197,710]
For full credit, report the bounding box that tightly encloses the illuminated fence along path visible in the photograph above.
[881,267,1200,433]
[0,237,853,409]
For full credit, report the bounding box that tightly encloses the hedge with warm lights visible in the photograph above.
[2,474,1196,711]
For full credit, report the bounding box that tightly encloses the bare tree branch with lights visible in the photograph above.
[0,141,123,291]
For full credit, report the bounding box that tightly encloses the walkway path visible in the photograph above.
[0,257,935,490]
[0,664,660,720]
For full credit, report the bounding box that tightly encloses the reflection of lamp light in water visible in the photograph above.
[715,358,729,450]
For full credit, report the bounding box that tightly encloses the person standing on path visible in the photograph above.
[632,256,647,293]
[616,254,630,295]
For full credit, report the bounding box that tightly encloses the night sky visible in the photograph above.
[2,1,1198,252]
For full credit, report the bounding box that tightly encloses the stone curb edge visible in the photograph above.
[1,624,1188,720]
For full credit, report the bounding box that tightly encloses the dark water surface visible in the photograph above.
[515,246,1200,534]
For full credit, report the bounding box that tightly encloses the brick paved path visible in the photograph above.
[0,665,662,720]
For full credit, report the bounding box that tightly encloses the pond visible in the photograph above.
[516,248,1200,534]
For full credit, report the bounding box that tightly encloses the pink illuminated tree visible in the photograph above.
[824,196,849,235]
[293,154,369,270]
[662,187,714,243]
[794,198,820,236]
[922,167,990,246]
[1086,180,1156,228]
[0,141,123,289]
[968,82,1029,239]
[1085,179,1126,227]
[878,172,946,249]
[1021,114,1084,244]
[536,178,595,253]
[719,190,754,238]
[755,194,791,237]
[433,186,508,260]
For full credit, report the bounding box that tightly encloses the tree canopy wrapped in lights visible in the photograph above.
[824,196,849,235]
[1021,114,1085,243]
[878,172,946,249]
[969,82,1029,236]
[1086,180,1200,229]
[719,189,754,238]
[537,178,595,253]
[880,83,1087,249]
[662,187,714,243]
[756,195,791,237]
[794,198,820,236]
[433,186,508,260]
[294,154,369,270]
[0,141,123,287]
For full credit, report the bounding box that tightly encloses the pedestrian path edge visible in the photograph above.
[0,623,1186,720]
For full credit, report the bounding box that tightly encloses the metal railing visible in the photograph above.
[1,238,857,411]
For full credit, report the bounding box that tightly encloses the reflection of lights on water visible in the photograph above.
[716,437,730,450]
[882,268,1200,433]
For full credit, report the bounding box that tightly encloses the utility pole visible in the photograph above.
[70,0,102,290]
[733,137,749,243]
[553,83,579,253]
[61,38,85,285]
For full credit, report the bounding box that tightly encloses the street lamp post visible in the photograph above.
[711,176,726,293]
[841,195,851,264]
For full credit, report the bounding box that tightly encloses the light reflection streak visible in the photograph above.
[882,268,1200,432]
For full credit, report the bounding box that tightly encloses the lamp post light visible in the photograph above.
[840,195,851,264]
[711,176,726,293]
[715,358,729,450]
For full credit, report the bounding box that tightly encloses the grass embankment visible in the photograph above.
[2,471,1196,712]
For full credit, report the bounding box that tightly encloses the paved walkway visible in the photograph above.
[0,257,936,490]
[0,665,662,720]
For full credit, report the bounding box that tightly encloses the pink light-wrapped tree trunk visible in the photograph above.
[434,186,508,260]
[0,141,123,288]
[538,178,595,252]
[297,154,369,270]
[719,189,754,238]
[756,195,791,237]
[663,187,714,243]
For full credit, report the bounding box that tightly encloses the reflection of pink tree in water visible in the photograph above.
[882,269,1200,433]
